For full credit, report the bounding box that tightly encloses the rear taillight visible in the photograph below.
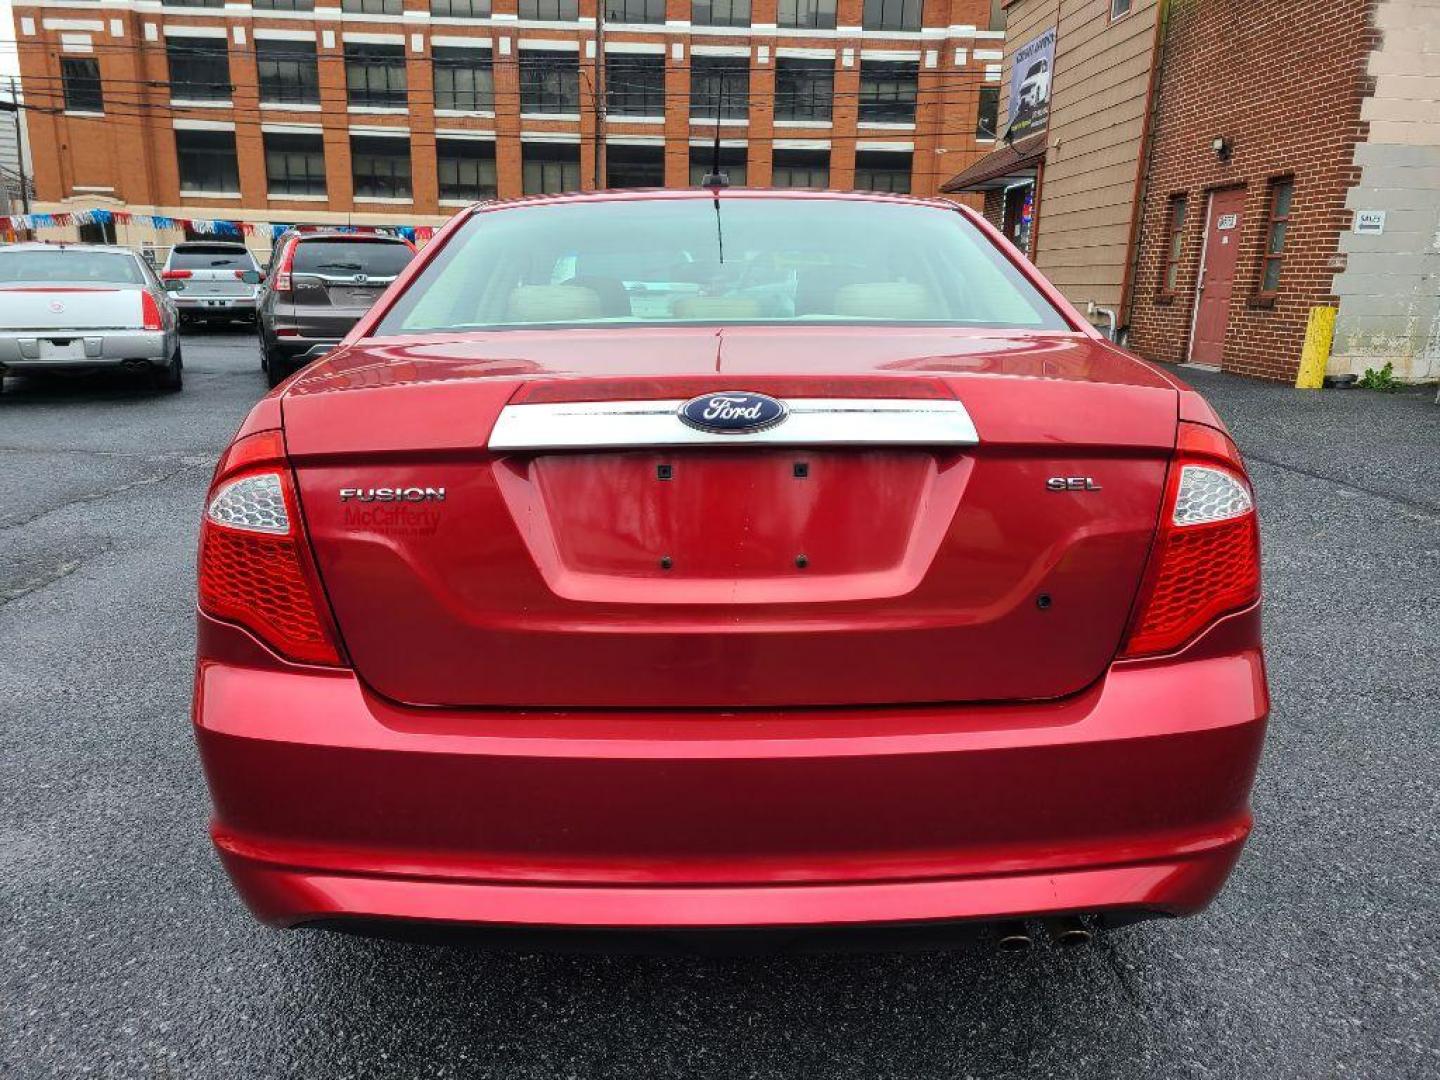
[272,239,297,294]
[1121,423,1261,658]
[141,291,163,331]
[198,431,343,666]
[161,269,192,280]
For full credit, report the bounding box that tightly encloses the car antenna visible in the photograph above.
[702,88,728,263]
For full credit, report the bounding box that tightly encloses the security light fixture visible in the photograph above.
[1212,136,1233,163]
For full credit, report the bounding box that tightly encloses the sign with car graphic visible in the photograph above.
[1008,27,1056,140]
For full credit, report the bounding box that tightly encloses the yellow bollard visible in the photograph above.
[1295,305,1336,390]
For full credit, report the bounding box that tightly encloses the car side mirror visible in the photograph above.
[239,270,263,285]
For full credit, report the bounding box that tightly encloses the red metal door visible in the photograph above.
[1190,188,1246,366]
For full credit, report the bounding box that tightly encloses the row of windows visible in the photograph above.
[157,0,923,30]
[1160,178,1296,300]
[92,43,930,123]
[173,128,913,198]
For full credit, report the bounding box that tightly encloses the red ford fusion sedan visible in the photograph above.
[194,190,1267,947]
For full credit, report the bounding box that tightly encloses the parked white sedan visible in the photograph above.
[0,243,185,394]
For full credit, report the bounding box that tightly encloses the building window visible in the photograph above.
[167,37,230,102]
[1259,177,1293,296]
[691,57,749,120]
[693,0,750,28]
[858,60,917,124]
[345,43,408,108]
[437,138,497,200]
[522,142,581,195]
[264,131,327,197]
[778,0,835,29]
[606,144,665,188]
[1162,194,1187,294]
[771,148,829,189]
[175,129,240,194]
[862,0,921,32]
[1111,0,1133,19]
[520,50,580,114]
[351,135,412,199]
[256,39,320,106]
[253,0,316,10]
[988,0,1005,30]
[775,59,833,122]
[976,85,999,139]
[518,0,577,18]
[433,47,494,111]
[60,58,103,114]
[607,54,665,117]
[77,220,117,244]
[854,150,911,193]
[161,0,224,7]
[604,0,664,22]
[342,0,403,13]
[688,145,748,185]
[431,0,489,13]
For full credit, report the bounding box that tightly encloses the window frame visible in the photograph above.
[344,43,409,108]
[436,137,498,201]
[431,0,490,13]
[60,57,104,114]
[692,0,750,28]
[350,134,413,200]
[853,150,912,194]
[1110,0,1134,21]
[342,0,403,13]
[517,0,577,18]
[521,142,582,195]
[263,130,327,197]
[1160,193,1187,297]
[175,128,241,195]
[976,85,999,140]
[256,38,320,106]
[690,56,750,121]
[861,0,921,33]
[433,46,495,112]
[606,53,666,117]
[604,0,665,23]
[519,50,581,115]
[253,0,316,10]
[167,36,231,102]
[770,148,830,189]
[858,59,918,124]
[1257,176,1294,301]
[774,57,834,123]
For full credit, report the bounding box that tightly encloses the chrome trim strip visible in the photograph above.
[488,398,980,450]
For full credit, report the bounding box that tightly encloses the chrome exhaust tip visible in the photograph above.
[995,920,1033,952]
[1044,915,1093,948]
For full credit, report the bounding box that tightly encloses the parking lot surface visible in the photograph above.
[1,334,1436,1079]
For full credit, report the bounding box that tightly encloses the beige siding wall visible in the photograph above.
[997,0,1160,312]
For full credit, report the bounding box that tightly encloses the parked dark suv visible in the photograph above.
[257,230,415,387]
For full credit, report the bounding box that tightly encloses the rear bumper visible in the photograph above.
[175,295,256,316]
[195,607,1268,933]
[0,330,170,369]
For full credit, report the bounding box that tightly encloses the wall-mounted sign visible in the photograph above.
[1353,210,1386,235]
[1007,27,1055,140]
[1217,214,1238,231]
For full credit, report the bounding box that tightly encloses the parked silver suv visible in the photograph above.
[161,242,263,326]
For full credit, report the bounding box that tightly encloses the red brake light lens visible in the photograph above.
[272,240,297,294]
[141,290,164,331]
[198,431,343,666]
[1121,424,1261,658]
[161,269,192,280]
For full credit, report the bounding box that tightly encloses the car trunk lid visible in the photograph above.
[0,286,145,331]
[285,328,1179,709]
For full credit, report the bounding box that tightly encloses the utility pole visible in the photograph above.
[2,77,31,239]
[592,0,606,189]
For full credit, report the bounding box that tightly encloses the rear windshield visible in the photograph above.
[377,198,1070,334]
[169,246,255,270]
[0,250,145,285]
[292,240,414,277]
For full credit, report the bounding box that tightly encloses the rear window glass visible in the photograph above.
[292,240,414,277]
[0,250,145,285]
[170,246,255,270]
[377,198,1070,334]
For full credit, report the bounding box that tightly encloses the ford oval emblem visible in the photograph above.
[677,391,788,434]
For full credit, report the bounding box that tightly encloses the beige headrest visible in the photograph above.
[833,282,938,320]
[506,284,603,322]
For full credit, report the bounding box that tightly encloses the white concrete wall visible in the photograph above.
[1330,0,1440,382]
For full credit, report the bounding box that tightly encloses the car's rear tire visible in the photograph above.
[263,343,291,389]
[152,347,184,393]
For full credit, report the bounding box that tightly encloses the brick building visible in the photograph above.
[946,0,1440,384]
[9,0,1006,254]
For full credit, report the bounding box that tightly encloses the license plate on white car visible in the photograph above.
[40,339,85,359]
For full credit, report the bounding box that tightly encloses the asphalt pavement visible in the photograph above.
[1,334,1436,1079]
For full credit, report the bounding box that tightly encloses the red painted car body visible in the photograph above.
[194,191,1267,939]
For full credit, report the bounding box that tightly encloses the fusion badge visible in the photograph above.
[677,392,788,434]
[339,487,446,503]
